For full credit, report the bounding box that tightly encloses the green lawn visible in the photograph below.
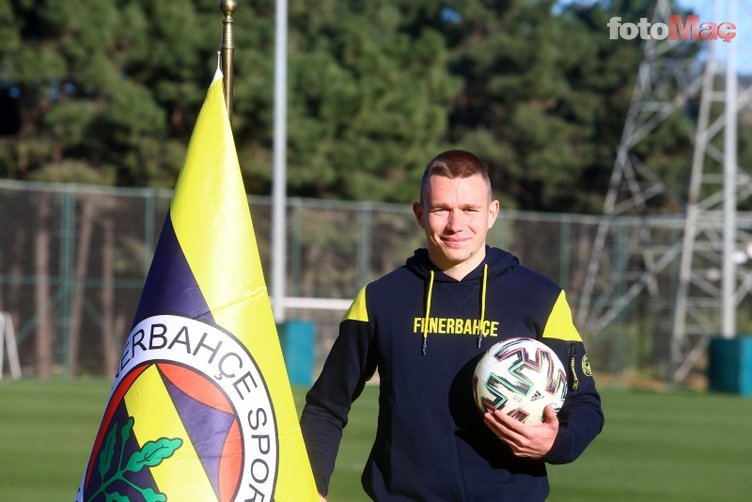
[1,379,751,501]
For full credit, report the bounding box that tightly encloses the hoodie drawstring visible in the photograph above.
[478,263,488,348]
[422,270,435,356]
[421,264,489,355]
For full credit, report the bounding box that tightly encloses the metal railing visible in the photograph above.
[2,179,751,384]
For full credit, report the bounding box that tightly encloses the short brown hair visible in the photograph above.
[420,150,492,204]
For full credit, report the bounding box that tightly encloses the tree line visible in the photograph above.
[1,0,747,213]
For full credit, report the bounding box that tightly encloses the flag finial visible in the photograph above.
[219,0,237,119]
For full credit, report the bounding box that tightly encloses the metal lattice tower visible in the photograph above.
[577,0,752,383]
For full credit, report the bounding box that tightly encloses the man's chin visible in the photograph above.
[441,249,473,264]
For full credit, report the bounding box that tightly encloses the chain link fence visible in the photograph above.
[2,179,750,386]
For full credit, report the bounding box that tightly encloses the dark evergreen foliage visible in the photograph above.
[1,0,746,212]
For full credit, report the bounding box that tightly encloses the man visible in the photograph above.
[300,150,604,501]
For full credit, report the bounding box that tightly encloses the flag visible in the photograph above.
[77,72,320,502]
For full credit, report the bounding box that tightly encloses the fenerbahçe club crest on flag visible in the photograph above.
[76,72,319,502]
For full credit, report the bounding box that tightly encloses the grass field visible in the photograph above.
[1,379,750,501]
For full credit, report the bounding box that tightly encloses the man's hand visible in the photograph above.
[483,405,559,458]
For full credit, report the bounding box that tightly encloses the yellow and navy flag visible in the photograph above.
[77,72,319,502]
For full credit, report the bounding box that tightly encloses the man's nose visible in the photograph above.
[446,209,464,231]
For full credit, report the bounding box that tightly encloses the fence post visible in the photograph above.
[559,213,571,291]
[290,197,303,296]
[612,220,628,376]
[358,202,373,286]
[58,189,77,374]
[0,312,22,380]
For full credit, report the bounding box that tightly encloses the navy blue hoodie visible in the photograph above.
[300,247,604,501]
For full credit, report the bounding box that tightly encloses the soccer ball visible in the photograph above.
[473,337,567,425]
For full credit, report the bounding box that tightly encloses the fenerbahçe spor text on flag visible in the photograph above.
[76,72,320,502]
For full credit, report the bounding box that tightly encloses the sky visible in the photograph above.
[675,0,752,74]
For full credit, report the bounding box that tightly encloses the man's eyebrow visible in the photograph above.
[429,202,484,210]
[459,202,484,210]
[429,202,451,209]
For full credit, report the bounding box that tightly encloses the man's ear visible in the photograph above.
[413,202,424,226]
[487,200,500,229]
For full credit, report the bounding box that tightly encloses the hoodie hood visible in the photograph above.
[405,246,519,355]
[405,246,519,283]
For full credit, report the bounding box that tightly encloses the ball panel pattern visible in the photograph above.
[473,337,567,425]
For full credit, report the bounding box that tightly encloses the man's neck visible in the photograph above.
[428,249,486,281]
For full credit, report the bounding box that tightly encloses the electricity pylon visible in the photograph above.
[576,0,752,383]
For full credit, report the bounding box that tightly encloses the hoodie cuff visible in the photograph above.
[543,427,573,465]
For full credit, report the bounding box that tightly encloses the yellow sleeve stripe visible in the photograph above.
[541,291,582,342]
[343,286,369,322]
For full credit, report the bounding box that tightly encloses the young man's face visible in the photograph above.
[413,174,499,278]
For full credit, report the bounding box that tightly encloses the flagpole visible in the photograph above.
[219,0,237,119]
[272,0,288,323]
